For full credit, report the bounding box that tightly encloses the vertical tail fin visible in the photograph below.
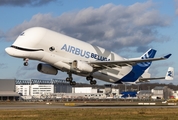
[140,48,157,59]
[165,67,174,80]
[137,48,157,70]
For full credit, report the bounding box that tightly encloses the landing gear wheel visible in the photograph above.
[66,77,70,82]
[23,62,28,66]
[70,81,76,86]
[66,72,76,86]
[93,80,97,84]
[86,76,93,81]
[66,77,73,82]
[87,75,97,85]
[23,58,29,66]
[90,80,97,85]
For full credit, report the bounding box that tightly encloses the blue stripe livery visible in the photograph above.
[115,49,156,83]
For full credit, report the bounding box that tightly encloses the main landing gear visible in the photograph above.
[66,72,76,86]
[65,74,97,85]
[86,76,97,85]
[23,58,29,66]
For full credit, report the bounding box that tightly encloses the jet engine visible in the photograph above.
[72,60,93,73]
[37,63,58,75]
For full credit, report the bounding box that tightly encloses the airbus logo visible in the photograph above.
[167,71,173,77]
[61,44,110,61]
[138,53,151,67]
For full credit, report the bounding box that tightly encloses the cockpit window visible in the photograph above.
[20,32,25,36]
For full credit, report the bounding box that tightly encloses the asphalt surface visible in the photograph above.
[0,103,178,109]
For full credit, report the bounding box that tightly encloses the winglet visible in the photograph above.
[164,54,172,59]
[165,67,174,80]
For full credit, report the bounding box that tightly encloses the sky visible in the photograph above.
[0,0,178,85]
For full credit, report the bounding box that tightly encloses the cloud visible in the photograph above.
[5,1,171,52]
[136,46,150,53]
[0,0,58,7]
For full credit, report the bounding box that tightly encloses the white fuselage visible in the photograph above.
[5,27,134,83]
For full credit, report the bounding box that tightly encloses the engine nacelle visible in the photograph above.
[72,60,93,73]
[37,63,58,75]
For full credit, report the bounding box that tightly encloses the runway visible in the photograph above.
[0,103,178,110]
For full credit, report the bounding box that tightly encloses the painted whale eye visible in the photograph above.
[49,46,55,51]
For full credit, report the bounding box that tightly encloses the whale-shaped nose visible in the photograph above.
[5,47,14,56]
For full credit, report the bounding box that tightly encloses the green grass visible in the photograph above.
[0,108,178,120]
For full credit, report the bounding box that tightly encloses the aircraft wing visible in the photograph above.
[138,67,174,82]
[89,54,171,69]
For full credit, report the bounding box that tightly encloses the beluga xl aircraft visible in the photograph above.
[5,27,174,85]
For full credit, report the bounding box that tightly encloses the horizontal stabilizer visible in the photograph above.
[139,67,174,81]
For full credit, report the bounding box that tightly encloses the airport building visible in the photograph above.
[16,79,72,96]
[151,86,173,99]
[0,78,175,101]
[15,79,119,99]
[16,84,54,96]
[70,85,120,98]
[0,79,20,101]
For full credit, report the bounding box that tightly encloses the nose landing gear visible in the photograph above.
[23,58,29,66]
